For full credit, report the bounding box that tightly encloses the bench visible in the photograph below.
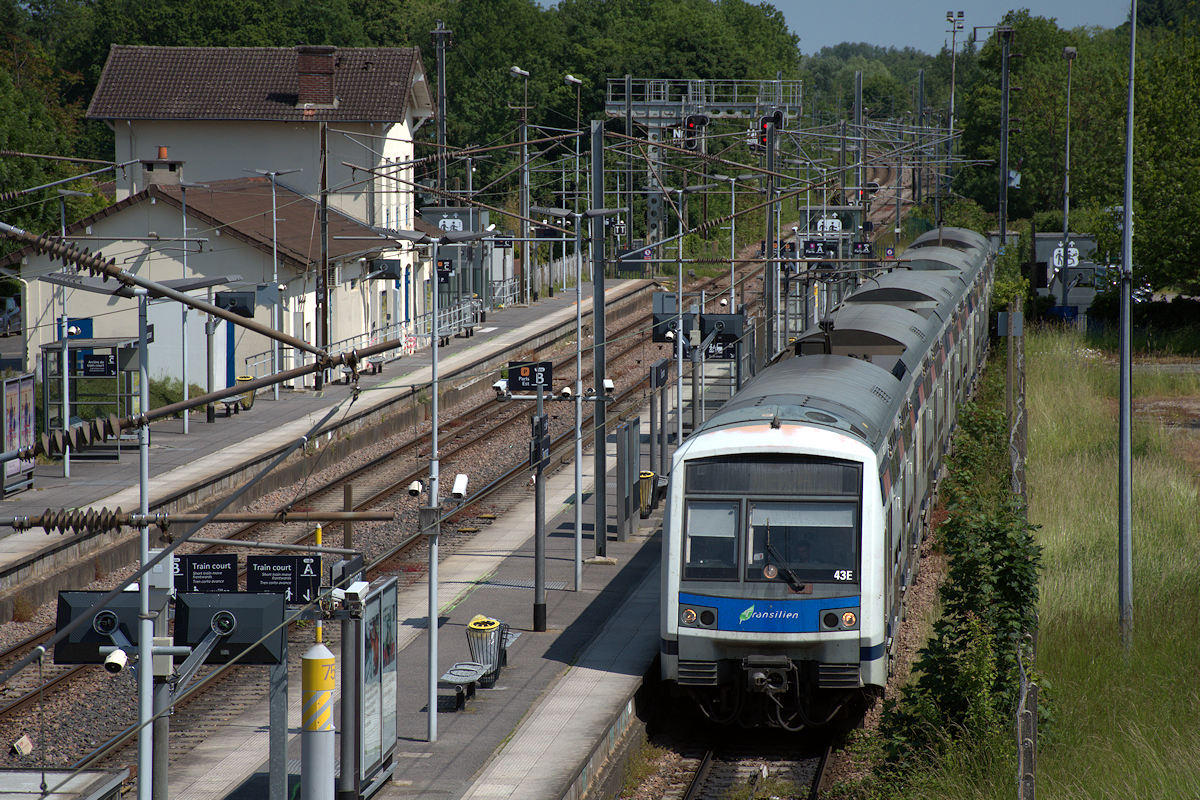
[365,356,386,374]
[456,325,475,339]
[219,399,240,417]
[438,661,489,710]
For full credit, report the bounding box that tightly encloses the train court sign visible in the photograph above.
[247,555,321,603]
[174,553,238,592]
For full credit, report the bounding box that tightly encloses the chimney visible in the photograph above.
[142,145,183,187]
[297,45,337,107]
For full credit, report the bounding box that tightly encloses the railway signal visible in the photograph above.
[683,114,709,151]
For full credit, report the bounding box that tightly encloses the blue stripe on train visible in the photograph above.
[679,592,860,634]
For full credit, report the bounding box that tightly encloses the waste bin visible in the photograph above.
[236,376,255,410]
[466,615,502,685]
[639,471,655,519]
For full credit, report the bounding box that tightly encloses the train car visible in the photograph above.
[659,227,994,729]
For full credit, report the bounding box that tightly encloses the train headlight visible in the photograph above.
[762,564,778,579]
[841,611,857,627]
[681,608,697,625]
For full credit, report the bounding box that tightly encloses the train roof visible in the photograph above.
[791,303,938,381]
[901,244,980,275]
[843,269,962,322]
[698,354,903,451]
[909,227,992,253]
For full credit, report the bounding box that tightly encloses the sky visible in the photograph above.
[774,0,1132,54]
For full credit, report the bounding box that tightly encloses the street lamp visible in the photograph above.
[670,184,717,445]
[510,66,531,303]
[56,189,90,478]
[179,181,210,434]
[252,168,302,401]
[565,75,583,218]
[946,10,965,207]
[384,226,487,744]
[531,204,623,592]
[1060,46,1077,314]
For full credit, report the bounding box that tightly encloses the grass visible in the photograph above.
[836,327,1200,798]
[1025,328,1200,797]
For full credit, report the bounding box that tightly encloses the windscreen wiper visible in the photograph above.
[764,526,806,593]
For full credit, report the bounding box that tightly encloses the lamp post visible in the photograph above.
[510,66,530,303]
[253,169,302,400]
[179,182,209,435]
[946,10,965,205]
[671,185,717,445]
[382,227,488,744]
[565,74,582,219]
[1060,46,1077,314]
[56,189,89,478]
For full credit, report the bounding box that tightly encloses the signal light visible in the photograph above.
[683,114,708,151]
[758,115,771,147]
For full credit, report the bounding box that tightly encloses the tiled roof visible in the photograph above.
[151,178,388,267]
[87,45,425,122]
[0,178,388,272]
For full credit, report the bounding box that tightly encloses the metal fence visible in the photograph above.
[242,297,484,380]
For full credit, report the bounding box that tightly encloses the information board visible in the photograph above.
[174,554,238,593]
[508,361,552,391]
[360,578,398,787]
[246,555,320,603]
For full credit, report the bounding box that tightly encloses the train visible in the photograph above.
[659,227,995,728]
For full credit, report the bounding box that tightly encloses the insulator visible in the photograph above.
[37,433,51,457]
[107,414,123,439]
[50,430,65,456]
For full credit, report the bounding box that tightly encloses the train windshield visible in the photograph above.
[746,502,858,585]
[683,500,739,580]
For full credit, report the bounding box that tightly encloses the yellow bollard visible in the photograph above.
[302,643,335,800]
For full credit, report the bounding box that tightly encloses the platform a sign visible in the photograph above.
[246,555,320,603]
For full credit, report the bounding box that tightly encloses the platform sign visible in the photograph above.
[246,555,320,603]
[360,578,398,788]
[804,240,837,258]
[174,554,238,593]
[851,241,874,257]
[508,361,552,391]
[81,353,117,377]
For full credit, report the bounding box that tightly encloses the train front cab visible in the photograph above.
[661,432,887,727]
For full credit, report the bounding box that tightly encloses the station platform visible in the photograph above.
[0,280,650,603]
[178,408,665,800]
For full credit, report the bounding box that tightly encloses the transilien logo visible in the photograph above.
[739,605,755,624]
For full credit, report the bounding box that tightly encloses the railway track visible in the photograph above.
[0,259,769,776]
[657,740,831,800]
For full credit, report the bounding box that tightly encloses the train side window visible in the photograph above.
[683,500,739,581]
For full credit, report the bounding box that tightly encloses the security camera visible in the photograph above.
[603,379,615,396]
[344,581,370,605]
[559,385,572,399]
[210,610,237,637]
[92,610,118,636]
[451,473,469,499]
[278,283,287,292]
[104,648,129,674]
[408,479,424,497]
[664,329,675,341]
[67,325,82,336]
[585,387,596,397]
[492,379,509,400]
[719,298,728,307]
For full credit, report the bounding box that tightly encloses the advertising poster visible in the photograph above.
[19,376,33,472]
[380,583,397,751]
[361,591,382,772]
[358,577,397,786]
[4,378,18,479]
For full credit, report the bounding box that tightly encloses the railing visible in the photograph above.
[242,297,484,379]
[489,279,520,308]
